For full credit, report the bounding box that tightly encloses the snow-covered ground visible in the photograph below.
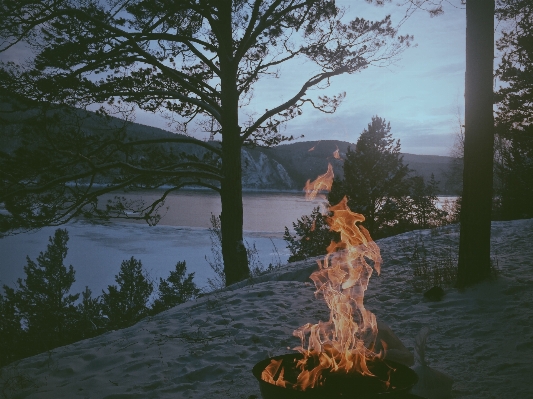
[1,219,532,399]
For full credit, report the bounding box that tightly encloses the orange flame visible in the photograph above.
[308,141,321,152]
[262,359,287,387]
[303,163,334,200]
[263,167,385,392]
[333,146,340,159]
[291,196,383,390]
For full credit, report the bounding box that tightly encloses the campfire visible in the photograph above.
[253,161,417,398]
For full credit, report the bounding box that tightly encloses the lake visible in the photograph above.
[0,191,327,294]
[0,191,457,294]
[97,189,327,231]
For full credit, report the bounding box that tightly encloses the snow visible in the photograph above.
[1,218,533,399]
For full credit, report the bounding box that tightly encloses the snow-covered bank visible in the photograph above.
[1,219,532,399]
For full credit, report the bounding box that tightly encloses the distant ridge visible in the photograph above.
[0,97,458,193]
[263,140,458,194]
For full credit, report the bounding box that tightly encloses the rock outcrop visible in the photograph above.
[241,148,295,190]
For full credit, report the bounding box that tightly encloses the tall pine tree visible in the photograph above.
[328,116,411,237]
[14,229,80,354]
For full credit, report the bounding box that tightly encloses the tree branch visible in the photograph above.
[241,67,348,142]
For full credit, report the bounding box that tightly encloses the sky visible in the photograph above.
[141,1,467,156]
[0,1,469,156]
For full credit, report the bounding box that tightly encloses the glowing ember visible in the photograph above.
[333,146,340,159]
[308,141,321,152]
[303,163,334,200]
[261,358,287,388]
[265,165,386,392]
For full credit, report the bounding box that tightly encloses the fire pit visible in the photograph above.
[253,353,418,399]
[252,166,419,399]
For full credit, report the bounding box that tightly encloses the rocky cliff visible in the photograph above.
[241,148,295,190]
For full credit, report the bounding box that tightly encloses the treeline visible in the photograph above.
[0,229,200,367]
[284,116,458,262]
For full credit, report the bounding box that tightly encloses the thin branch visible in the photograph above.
[111,90,221,122]
[1,161,223,201]
[241,67,348,142]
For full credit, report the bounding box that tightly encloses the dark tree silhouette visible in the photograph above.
[328,116,412,237]
[102,257,153,329]
[408,174,446,229]
[152,261,200,313]
[75,286,106,340]
[0,1,411,286]
[284,207,339,262]
[494,0,533,220]
[0,290,23,366]
[10,229,80,354]
[457,0,495,287]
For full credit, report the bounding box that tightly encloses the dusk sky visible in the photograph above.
[131,1,469,156]
[0,1,474,156]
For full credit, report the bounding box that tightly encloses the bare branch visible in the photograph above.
[241,67,349,142]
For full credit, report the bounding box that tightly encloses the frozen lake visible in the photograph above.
[0,191,326,294]
[0,191,457,295]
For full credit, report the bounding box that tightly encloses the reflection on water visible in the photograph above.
[99,190,458,231]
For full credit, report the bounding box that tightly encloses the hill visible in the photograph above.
[1,97,458,193]
[264,140,458,194]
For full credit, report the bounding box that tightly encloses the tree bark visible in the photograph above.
[218,1,250,286]
[457,0,495,288]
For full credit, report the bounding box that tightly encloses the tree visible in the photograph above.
[12,228,80,354]
[284,206,339,262]
[75,286,106,340]
[0,290,23,367]
[152,261,200,313]
[495,142,533,219]
[102,257,153,329]
[0,1,411,286]
[457,0,495,287]
[494,0,533,220]
[408,174,446,229]
[328,116,412,237]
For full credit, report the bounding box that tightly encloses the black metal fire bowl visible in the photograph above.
[253,353,419,399]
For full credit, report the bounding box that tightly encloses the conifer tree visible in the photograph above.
[0,289,23,366]
[14,229,80,353]
[152,261,200,313]
[328,116,411,237]
[494,0,533,220]
[284,207,339,262]
[102,257,153,329]
[408,174,446,229]
[75,286,105,340]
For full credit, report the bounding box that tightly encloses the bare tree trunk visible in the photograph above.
[457,0,495,288]
[219,137,249,286]
[218,1,250,286]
